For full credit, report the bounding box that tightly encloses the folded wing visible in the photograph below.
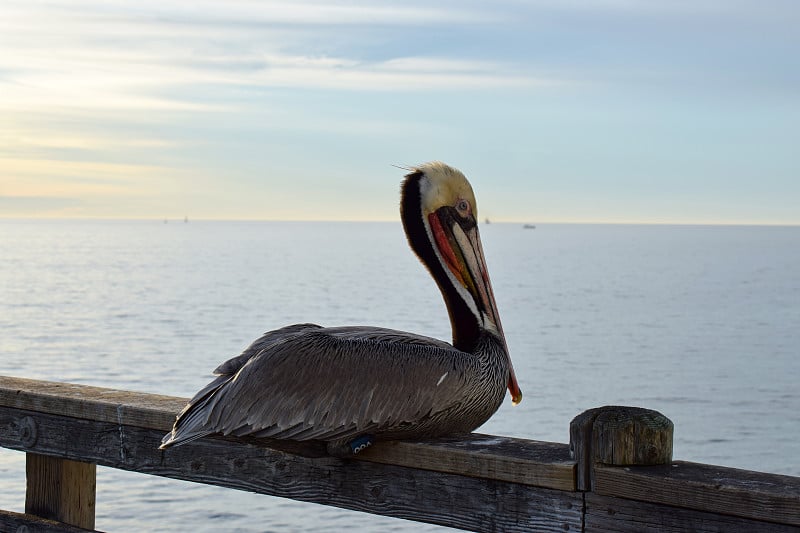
[160,324,478,448]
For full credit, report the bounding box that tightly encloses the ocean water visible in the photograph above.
[1,220,798,532]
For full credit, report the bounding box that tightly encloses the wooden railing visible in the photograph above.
[0,375,798,532]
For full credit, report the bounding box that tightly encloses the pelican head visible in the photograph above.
[401,162,522,405]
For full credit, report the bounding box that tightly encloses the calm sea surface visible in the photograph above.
[1,220,798,531]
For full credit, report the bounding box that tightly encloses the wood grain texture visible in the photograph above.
[594,462,800,527]
[0,406,583,533]
[569,406,673,492]
[586,493,799,533]
[0,509,101,533]
[591,407,673,466]
[0,375,183,431]
[0,375,575,490]
[3,376,800,531]
[25,454,96,530]
[358,434,575,491]
[570,408,598,491]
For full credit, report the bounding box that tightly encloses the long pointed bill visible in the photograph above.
[428,212,523,405]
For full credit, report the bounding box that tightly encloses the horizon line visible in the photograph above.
[1,216,798,228]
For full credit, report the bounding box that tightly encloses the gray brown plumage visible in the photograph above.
[160,162,522,453]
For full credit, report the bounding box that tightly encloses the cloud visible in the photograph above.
[0,195,83,216]
[121,0,494,26]
[0,157,176,195]
[2,133,182,151]
[0,155,214,218]
[2,0,796,222]
[0,0,557,119]
[249,54,560,91]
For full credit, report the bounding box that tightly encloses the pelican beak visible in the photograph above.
[428,211,523,405]
[508,367,523,405]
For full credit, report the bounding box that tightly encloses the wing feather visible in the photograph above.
[161,324,478,447]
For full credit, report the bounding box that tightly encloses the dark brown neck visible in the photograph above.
[400,171,482,353]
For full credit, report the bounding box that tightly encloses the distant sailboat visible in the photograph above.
[523,224,536,229]
[485,218,491,224]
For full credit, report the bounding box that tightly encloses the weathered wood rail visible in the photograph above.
[0,375,798,532]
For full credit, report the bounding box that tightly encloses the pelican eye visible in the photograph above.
[455,199,470,215]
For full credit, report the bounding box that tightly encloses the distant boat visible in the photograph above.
[523,224,536,229]
[485,218,491,224]
[184,216,189,223]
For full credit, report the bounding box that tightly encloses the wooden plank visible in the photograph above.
[358,435,575,491]
[0,406,584,533]
[586,493,799,533]
[5,376,800,530]
[0,375,183,431]
[0,375,576,490]
[25,454,96,530]
[593,461,800,527]
[0,509,101,533]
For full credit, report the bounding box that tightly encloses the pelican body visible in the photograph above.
[160,162,522,454]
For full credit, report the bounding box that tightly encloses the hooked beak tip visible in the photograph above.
[508,378,523,406]
[511,391,523,406]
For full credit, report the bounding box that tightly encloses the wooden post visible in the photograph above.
[25,453,96,530]
[570,406,673,491]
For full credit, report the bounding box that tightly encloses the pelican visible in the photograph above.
[160,162,522,455]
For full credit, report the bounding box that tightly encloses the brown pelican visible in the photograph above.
[160,162,522,455]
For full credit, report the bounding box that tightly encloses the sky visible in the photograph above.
[1,0,798,224]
